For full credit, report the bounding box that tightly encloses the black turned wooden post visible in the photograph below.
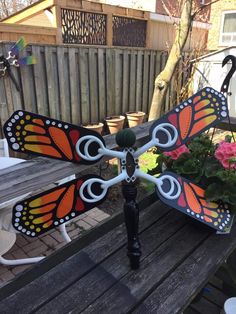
[116,129,142,269]
[122,181,141,269]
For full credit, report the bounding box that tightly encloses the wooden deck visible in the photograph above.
[0,195,236,314]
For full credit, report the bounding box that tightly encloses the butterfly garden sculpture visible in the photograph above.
[3,86,234,241]
[0,37,36,92]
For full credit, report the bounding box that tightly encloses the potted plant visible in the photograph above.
[126,111,145,128]
[149,134,236,212]
[105,115,125,134]
[82,122,104,135]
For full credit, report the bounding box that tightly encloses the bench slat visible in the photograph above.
[133,221,236,314]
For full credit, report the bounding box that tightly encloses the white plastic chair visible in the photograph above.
[0,138,9,157]
[0,139,73,265]
[0,140,44,265]
[224,297,236,314]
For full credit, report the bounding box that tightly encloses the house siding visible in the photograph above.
[149,20,208,51]
[207,0,236,50]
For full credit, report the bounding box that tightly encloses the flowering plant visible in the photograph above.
[149,134,236,211]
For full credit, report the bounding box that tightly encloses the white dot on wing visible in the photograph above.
[16,205,23,211]
[12,143,20,150]
[221,111,227,117]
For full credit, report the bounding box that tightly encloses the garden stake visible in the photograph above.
[116,129,141,269]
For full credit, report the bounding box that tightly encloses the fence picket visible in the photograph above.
[129,50,136,113]
[105,49,115,117]
[57,47,71,122]
[45,46,60,120]
[32,45,48,116]
[98,48,106,121]
[79,48,90,123]
[69,48,80,125]
[89,48,99,123]
[142,50,149,114]
[122,49,129,115]
[148,51,155,108]
[136,50,143,112]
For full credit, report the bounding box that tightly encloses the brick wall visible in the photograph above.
[207,0,236,50]
[156,0,210,22]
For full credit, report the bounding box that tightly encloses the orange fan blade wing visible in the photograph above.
[156,172,233,233]
[12,175,108,237]
[4,110,105,165]
[150,87,228,151]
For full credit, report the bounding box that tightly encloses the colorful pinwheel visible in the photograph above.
[0,37,36,92]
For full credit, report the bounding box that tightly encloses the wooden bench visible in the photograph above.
[0,121,236,313]
[1,195,236,313]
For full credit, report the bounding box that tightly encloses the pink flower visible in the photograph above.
[164,145,190,160]
[215,141,236,169]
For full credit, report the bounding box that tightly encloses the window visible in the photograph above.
[220,11,236,45]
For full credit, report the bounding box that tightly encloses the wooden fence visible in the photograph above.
[0,42,177,138]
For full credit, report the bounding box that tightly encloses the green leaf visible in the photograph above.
[225,135,232,143]
[204,159,222,177]
[205,183,223,201]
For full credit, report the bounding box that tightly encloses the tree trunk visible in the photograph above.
[148,0,193,121]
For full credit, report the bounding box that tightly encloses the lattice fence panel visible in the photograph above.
[112,16,146,47]
[61,8,107,45]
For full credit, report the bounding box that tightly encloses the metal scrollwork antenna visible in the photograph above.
[221,55,236,96]
[220,54,236,142]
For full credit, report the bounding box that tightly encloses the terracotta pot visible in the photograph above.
[126,111,145,128]
[105,115,125,134]
[83,122,104,135]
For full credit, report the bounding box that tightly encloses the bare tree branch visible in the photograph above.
[160,0,176,25]
[0,0,37,19]
[148,0,193,121]
[192,0,219,19]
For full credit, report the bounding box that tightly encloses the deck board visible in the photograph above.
[202,284,228,307]
[190,297,221,314]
